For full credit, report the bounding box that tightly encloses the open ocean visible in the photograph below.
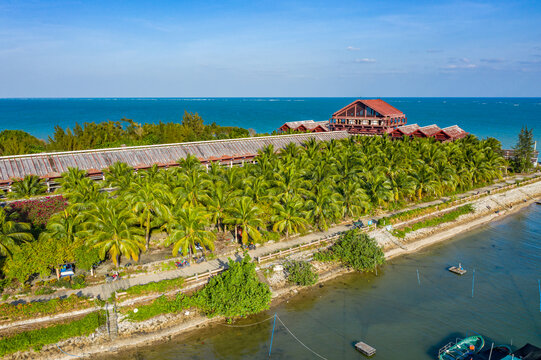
[1,97,540,148]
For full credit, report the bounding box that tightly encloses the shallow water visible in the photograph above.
[113,205,541,359]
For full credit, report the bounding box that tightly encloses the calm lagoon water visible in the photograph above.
[1,97,540,148]
[112,205,541,360]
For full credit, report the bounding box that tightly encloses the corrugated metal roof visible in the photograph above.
[0,132,350,181]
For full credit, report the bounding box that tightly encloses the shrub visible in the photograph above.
[193,255,271,318]
[313,250,338,262]
[7,196,68,228]
[0,311,104,356]
[125,277,184,296]
[284,260,318,286]
[317,230,384,272]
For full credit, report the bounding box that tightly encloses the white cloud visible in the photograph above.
[346,46,360,51]
[355,58,376,63]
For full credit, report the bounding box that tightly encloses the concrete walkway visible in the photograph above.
[15,172,540,303]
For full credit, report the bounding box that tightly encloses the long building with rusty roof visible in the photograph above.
[0,131,350,186]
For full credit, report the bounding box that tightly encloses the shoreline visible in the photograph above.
[7,180,541,360]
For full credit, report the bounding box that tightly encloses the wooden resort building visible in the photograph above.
[278,120,329,133]
[389,123,468,142]
[329,99,407,135]
[0,131,349,194]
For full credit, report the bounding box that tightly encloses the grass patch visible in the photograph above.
[125,277,184,296]
[392,204,474,238]
[0,295,101,322]
[0,311,104,356]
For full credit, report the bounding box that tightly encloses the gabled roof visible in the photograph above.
[0,132,351,181]
[332,99,405,117]
[303,121,329,130]
[441,125,468,139]
[416,124,441,137]
[392,124,420,135]
[283,120,315,128]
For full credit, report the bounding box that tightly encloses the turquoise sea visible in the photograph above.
[1,98,540,148]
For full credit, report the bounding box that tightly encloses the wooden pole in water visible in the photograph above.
[488,342,494,360]
[472,268,475,298]
[269,313,276,358]
[538,279,540,312]
[417,269,420,286]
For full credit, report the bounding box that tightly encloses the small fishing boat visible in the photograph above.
[448,263,467,275]
[438,335,485,360]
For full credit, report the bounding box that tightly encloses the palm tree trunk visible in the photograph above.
[145,213,151,250]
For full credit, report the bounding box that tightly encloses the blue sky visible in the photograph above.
[1,0,540,97]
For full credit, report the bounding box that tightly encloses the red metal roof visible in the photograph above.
[332,99,405,117]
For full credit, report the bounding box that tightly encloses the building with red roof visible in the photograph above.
[329,99,407,135]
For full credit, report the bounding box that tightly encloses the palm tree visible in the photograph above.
[58,167,87,194]
[335,180,371,218]
[271,195,308,238]
[0,208,32,258]
[203,182,233,232]
[63,176,103,203]
[165,206,215,259]
[10,175,46,199]
[125,179,169,249]
[104,162,134,193]
[360,169,392,207]
[225,197,263,244]
[305,184,342,231]
[83,200,145,267]
[40,206,85,276]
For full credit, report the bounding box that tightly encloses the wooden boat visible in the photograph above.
[439,335,485,360]
[355,341,376,357]
[448,264,467,275]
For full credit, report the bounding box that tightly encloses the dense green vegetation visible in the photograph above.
[284,260,318,286]
[126,255,271,321]
[0,130,45,156]
[0,112,251,156]
[392,204,474,238]
[0,136,504,282]
[1,135,506,287]
[512,126,536,173]
[194,255,271,317]
[314,230,385,272]
[0,311,104,356]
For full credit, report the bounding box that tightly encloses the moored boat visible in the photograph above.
[438,335,485,360]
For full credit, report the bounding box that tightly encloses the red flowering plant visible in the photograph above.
[7,196,68,229]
